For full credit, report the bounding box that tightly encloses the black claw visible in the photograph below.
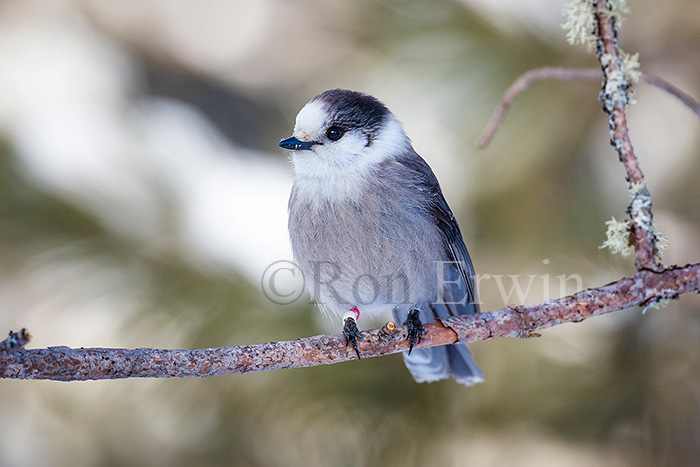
[342,317,364,360]
[404,308,425,355]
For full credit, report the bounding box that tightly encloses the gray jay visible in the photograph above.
[279,89,483,386]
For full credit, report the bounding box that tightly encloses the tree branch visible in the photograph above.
[640,73,700,119]
[593,0,659,271]
[476,68,700,149]
[477,67,601,149]
[1,263,698,381]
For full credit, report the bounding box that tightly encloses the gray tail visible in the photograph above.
[393,307,484,386]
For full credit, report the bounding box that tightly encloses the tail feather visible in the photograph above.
[393,306,484,386]
[400,347,449,383]
[446,343,484,386]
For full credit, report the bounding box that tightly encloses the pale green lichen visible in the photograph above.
[604,67,628,110]
[625,183,668,260]
[562,0,597,52]
[599,53,614,67]
[628,182,653,232]
[643,297,671,314]
[600,217,632,258]
[619,50,641,104]
[621,51,641,83]
[604,0,630,21]
[654,231,668,259]
[628,181,647,196]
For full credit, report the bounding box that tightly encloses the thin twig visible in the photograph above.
[640,73,700,118]
[477,68,601,149]
[1,263,698,381]
[477,68,700,149]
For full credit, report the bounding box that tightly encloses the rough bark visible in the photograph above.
[2,264,697,381]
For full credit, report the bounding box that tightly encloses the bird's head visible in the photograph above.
[278,89,411,182]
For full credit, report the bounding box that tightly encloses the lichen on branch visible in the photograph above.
[600,217,632,258]
[562,0,597,51]
[590,0,662,270]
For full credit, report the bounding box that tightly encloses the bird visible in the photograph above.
[278,89,484,386]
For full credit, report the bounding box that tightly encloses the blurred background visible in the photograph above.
[1,0,699,465]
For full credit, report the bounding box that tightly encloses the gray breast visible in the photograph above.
[288,160,446,318]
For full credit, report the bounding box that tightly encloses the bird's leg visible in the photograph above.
[342,307,364,360]
[404,308,425,355]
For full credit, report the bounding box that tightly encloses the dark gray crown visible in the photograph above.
[312,89,390,135]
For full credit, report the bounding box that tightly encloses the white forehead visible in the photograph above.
[293,100,328,140]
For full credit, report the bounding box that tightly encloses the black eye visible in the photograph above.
[326,127,343,141]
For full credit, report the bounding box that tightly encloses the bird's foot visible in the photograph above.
[404,308,425,355]
[342,308,364,360]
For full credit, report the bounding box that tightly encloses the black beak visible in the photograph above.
[278,136,315,151]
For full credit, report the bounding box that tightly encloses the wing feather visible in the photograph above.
[395,151,479,317]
